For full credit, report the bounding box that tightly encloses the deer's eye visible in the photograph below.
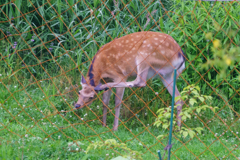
[78,91,80,95]
[89,97,94,100]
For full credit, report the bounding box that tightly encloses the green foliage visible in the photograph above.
[202,29,240,79]
[85,139,142,160]
[154,85,218,139]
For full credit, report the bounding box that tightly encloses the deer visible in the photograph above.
[75,31,185,131]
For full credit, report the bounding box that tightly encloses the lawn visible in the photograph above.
[1,80,240,160]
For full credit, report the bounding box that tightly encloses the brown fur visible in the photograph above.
[87,31,183,86]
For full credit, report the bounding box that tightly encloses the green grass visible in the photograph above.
[1,120,240,160]
[1,80,240,159]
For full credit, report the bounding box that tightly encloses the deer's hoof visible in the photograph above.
[128,84,134,87]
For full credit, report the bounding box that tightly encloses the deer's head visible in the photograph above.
[75,76,103,109]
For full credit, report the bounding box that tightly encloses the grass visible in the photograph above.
[1,119,240,160]
[1,79,240,159]
[1,122,240,160]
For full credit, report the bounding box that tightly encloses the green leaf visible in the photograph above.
[175,96,181,102]
[185,113,191,119]
[181,95,188,100]
[154,121,161,127]
[196,108,201,113]
[189,98,197,106]
[198,96,204,102]
[157,135,165,139]
[195,86,200,91]
[182,115,187,121]
[165,113,171,118]
[162,124,169,129]
[182,131,188,138]
[192,90,199,96]
[188,130,195,138]
[194,127,203,134]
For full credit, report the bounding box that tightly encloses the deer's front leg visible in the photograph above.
[102,89,112,127]
[113,87,125,131]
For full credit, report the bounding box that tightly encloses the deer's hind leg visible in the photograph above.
[160,70,183,128]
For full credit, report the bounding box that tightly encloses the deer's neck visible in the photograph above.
[87,55,102,87]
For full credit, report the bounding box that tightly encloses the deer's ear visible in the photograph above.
[81,75,86,84]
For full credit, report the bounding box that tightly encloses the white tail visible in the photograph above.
[75,31,185,131]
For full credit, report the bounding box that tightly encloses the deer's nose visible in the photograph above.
[75,104,81,108]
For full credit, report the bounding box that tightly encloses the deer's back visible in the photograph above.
[93,32,183,81]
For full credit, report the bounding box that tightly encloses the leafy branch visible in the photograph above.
[154,85,217,139]
[202,27,240,80]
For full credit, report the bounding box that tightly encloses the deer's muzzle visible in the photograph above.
[75,104,81,108]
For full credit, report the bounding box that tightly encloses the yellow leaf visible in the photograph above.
[205,32,212,40]
[213,39,221,48]
[225,58,231,65]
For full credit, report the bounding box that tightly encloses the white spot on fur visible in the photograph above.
[161,50,165,54]
[153,52,156,55]
[166,42,169,47]
[126,40,129,43]
[154,38,158,40]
